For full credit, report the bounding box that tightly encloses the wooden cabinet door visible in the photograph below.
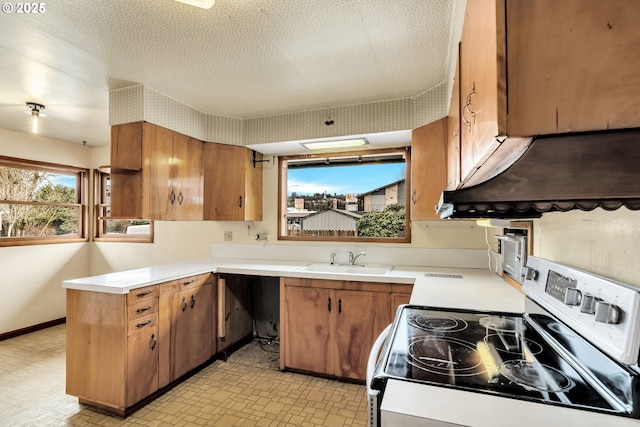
[144,124,175,219]
[391,292,411,315]
[505,0,640,136]
[446,53,461,191]
[411,119,447,220]
[204,143,245,221]
[203,143,263,221]
[333,290,391,380]
[172,133,203,220]
[282,285,334,375]
[111,122,143,171]
[160,284,212,385]
[126,326,159,406]
[459,0,502,183]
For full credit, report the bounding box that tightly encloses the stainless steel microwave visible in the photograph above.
[497,234,527,284]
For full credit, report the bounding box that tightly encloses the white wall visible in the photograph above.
[534,208,640,287]
[0,129,92,334]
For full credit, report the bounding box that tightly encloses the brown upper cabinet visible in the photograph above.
[457,0,640,184]
[411,118,448,221]
[203,143,263,221]
[110,122,203,220]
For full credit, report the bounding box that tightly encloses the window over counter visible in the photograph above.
[0,156,88,246]
[278,147,411,243]
[94,169,153,242]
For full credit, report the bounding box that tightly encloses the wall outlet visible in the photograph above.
[224,231,233,241]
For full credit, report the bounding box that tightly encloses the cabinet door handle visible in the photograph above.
[135,290,153,298]
[461,82,477,132]
[190,294,196,309]
[328,297,331,312]
[170,190,176,205]
[136,305,153,313]
[136,319,152,328]
[178,192,184,206]
[338,298,342,314]
[183,279,195,286]
[238,196,243,208]
[181,296,187,312]
[411,190,417,205]
[150,333,157,351]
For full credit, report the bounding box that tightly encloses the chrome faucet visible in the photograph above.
[329,252,337,265]
[348,251,366,265]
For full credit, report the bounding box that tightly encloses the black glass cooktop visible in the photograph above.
[375,305,639,416]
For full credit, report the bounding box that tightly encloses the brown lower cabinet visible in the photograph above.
[158,274,214,387]
[280,277,412,381]
[66,273,216,416]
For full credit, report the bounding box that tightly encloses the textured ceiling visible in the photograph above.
[0,0,458,147]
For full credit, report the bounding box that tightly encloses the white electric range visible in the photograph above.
[368,257,640,427]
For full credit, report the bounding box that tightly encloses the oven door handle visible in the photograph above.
[367,324,392,427]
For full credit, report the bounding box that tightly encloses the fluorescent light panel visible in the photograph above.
[301,138,369,150]
[175,0,215,9]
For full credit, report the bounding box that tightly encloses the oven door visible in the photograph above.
[367,324,391,427]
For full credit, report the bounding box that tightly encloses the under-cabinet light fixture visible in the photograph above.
[301,138,369,151]
[174,0,215,9]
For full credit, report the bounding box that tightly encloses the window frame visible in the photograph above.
[0,155,89,247]
[278,147,411,243]
[93,169,154,243]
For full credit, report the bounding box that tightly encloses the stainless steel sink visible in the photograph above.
[297,263,394,275]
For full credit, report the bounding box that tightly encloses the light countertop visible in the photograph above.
[62,257,524,313]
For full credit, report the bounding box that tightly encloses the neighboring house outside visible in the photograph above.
[360,179,406,212]
[299,209,363,237]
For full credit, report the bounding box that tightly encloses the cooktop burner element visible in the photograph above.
[499,360,573,393]
[479,315,520,333]
[407,313,468,333]
[407,336,484,377]
[483,333,543,356]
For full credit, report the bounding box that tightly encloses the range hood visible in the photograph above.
[437,128,640,219]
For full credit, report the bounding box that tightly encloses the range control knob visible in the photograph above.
[580,294,601,315]
[521,266,538,281]
[564,288,582,306]
[595,301,621,324]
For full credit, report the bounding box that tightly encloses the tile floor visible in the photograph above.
[0,325,368,427]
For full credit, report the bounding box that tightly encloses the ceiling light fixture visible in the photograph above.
[301,138,369,151]
[174,0,215,9]
[24,102,47,134]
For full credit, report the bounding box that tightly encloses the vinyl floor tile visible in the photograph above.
[0,325,367,426]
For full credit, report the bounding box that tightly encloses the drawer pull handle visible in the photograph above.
[150,333,157,351]
[136,290,153,297]
[183,279,195,286]
[182,296,188,312]
[136,305,153,313]
[136,319,152,328]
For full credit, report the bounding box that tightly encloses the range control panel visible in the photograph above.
[523,256,640,365]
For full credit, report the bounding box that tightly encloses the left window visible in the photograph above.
[0,156,88,246]
[94,170,153,242]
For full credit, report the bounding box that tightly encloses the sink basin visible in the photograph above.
[298,263,394,275]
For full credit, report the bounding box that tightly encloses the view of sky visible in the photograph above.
[287,163,405,196]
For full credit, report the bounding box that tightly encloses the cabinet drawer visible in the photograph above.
[127,285,159,304]
[128,298,158,321]
[160,273,212,294]
[128,312,158,336]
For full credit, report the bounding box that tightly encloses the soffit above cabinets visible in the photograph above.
[0,0,460,147]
